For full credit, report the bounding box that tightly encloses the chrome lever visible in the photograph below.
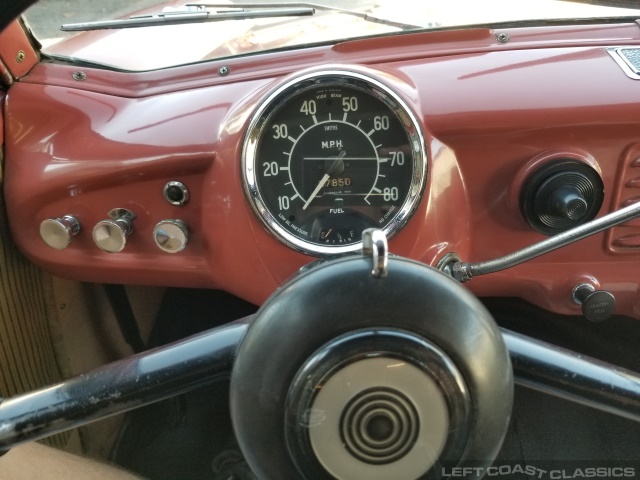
[439,201,640,282]
[362,228,388,278]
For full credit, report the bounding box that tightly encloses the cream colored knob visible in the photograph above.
[39,215,80,250]
[93,209,136,253]
[153,220,188,253]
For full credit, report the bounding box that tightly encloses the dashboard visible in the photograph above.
[6,22,640,317]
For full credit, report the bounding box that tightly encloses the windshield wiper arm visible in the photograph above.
[61,6,315,32]
[558,0,640,8]
[190,3,422,30]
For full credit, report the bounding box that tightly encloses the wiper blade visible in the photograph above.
[190,3,423,30]
[558,0,640,8]
[61,6,315,32]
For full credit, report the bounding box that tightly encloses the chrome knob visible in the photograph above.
[39,215,80,250]
[93,208,136,253]
[153,219,188,253]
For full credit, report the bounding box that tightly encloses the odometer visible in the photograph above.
[242,69,427,255]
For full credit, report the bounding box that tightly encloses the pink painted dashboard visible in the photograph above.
[5,22,640,316]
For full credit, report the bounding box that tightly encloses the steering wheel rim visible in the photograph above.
[1,0,37,33]
[230,255,514,479]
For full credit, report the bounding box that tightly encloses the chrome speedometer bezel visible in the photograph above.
[242,68,427,256]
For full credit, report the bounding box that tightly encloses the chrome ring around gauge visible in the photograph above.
[242,69,427,256]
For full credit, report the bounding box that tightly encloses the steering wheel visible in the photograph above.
[229,235,512,479]
[2,227,639,478]
[0,0,36,33]
[0,229,515,479]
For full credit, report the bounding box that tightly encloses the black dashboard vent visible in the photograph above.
[521,160,604,236]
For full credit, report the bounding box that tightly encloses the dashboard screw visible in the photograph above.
[15,50,25,63]
[218,66,230,76]
[73,71,87,81]
[496,32,510,44]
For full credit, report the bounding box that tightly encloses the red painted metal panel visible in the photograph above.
[5,22,640,317]
[0,20,38,80]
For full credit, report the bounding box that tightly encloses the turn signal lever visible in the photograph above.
[439,201,640,283]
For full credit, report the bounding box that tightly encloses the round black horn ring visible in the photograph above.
[230,255,513,479]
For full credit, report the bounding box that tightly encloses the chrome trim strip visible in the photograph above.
[607,47,640,80]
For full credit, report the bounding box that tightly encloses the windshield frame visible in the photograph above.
[22,0,640,73]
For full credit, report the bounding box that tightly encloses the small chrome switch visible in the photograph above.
[153,219,188,253]
[163,181,189,206]
[39,215,80,250]
[573,283,616,322]
[93,208,136,253]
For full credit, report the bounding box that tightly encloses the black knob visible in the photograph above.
[520,160,604,236]
[573,284,616,322]
[548,186,588,221]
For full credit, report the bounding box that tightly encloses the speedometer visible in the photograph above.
[242,69,427,255]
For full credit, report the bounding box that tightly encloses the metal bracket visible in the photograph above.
[362,228,388,278]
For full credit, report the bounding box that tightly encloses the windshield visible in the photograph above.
[22,0,640,71]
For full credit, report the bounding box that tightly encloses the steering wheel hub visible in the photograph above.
[284,328,470,480]
[230,255,513,479]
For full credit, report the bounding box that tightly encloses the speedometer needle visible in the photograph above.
[302,150,346,211]
[302,173,330,211]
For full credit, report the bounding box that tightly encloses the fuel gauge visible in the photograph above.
[306,209,375,245]
[319,226,358,244]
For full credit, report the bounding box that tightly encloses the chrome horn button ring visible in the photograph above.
[285,329,468,480]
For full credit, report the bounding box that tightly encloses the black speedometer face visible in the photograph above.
[243,70,427,256]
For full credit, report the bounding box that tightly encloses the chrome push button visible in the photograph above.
[93,208,136,253]
[39,215,80,250]
[153,219,188,253]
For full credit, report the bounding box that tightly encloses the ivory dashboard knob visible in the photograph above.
[153,219,188,253]
[39,215,80,250]
[93,209,136,253]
